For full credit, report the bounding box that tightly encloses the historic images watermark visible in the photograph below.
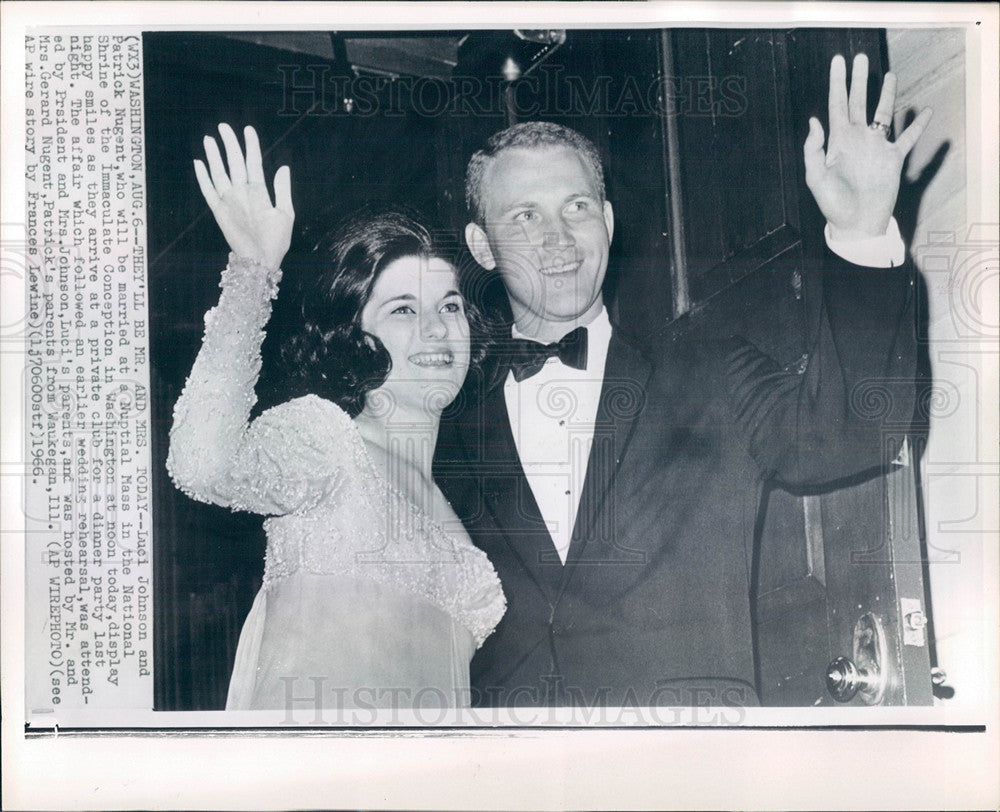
[274,675,752,726]
[278,65,749,120]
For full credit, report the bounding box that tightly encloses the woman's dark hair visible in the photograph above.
[278,204,490,417]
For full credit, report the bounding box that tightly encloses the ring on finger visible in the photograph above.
[868,121,891,136]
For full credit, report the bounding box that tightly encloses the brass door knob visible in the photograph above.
[826,656,876,702]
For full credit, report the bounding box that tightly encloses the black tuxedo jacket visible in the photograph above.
[434,251,917,708]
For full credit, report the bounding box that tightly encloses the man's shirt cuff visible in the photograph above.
[824,217,906,268]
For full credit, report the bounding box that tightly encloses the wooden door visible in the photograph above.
[659,28,935,705]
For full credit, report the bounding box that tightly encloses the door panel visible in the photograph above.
[815,456,934,705]
[669,29,803,301]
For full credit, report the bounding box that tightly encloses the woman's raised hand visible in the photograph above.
[194,123,294,270]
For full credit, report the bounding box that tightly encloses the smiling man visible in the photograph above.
[464,127,614,342]
[434,54,931,709]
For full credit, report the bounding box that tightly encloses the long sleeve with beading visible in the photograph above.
[167,255,343,517]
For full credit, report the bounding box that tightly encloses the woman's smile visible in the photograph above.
[408,350,456,368]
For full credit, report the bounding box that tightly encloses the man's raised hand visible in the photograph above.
[804,53,932,242]
[194,123,294,270]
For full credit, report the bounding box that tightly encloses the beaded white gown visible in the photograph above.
[167,256,506,710]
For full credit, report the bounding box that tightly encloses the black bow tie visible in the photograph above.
[509,326,589,382]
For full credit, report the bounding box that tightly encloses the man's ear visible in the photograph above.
[603,200,615,245]
[465,222,497,270]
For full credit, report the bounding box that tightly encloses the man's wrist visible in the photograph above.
[825,217,905,268]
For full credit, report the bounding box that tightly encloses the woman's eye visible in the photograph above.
[391,305,416,315]
[441,301,463,314]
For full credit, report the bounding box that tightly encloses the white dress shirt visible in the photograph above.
[504,308,613,564]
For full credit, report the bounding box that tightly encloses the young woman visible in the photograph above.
[167,123,505,711]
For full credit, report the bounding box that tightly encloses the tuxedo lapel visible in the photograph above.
[560,331,653,582]
[455,383,563,600]
[450,329,653,602]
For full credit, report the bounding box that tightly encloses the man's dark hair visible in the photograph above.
[465,121,606,225]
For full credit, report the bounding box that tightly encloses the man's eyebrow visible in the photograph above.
[495,192,598,216]
[497,200,537,215]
